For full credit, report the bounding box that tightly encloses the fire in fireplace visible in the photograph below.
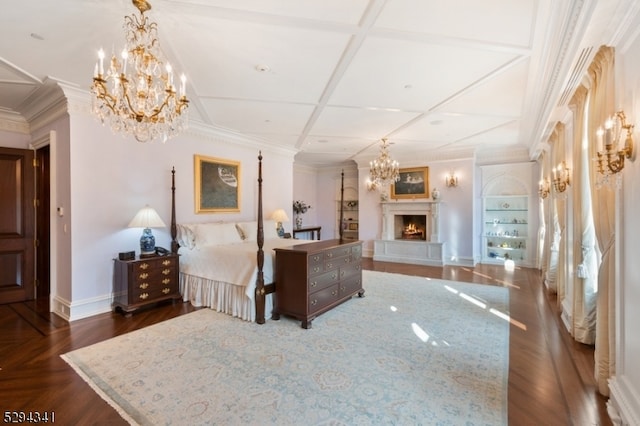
[394,214,427,240]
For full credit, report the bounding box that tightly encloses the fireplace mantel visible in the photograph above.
[380,201,440,242]
[374,201,445,266]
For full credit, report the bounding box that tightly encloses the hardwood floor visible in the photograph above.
[0,261,611,425]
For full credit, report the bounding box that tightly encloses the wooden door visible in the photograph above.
[0,147,35,303]
[35,146,50,299]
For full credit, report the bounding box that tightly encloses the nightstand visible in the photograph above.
[112,253,181,316]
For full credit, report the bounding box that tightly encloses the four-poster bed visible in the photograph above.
[169,153,363,325]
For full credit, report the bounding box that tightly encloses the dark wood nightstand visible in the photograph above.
[112,253,181,316]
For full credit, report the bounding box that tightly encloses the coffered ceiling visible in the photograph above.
[0,0,635,166]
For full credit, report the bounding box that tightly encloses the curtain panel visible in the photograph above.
[587,45,616,396]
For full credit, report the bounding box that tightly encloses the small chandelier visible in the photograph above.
[595,111,634,188]
[368,138,400,190]
[91,0,189,143]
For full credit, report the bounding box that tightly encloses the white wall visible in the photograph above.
[609,20,640,424]
[1,88,297,321]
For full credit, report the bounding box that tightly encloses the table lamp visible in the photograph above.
[271,209,290,237]
[128,205,166,257]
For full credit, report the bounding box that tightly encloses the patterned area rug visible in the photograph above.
[62,270,509,425]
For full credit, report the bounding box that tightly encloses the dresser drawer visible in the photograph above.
[340,262,361,280]
[308,269,339,293]
[325,246,351,261]
[309,284,340,313]
[340,274,362,297]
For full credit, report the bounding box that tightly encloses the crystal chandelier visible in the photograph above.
[91,0,189,143]
[368,138,400,190]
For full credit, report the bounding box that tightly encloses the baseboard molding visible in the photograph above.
[444,256,476,267]
[52,294,113,322]
[609,375,640,425]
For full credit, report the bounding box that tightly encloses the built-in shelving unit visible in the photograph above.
[482,195,530,264]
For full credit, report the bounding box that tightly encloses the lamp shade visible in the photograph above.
[128,205,166,229]
[128,206,166,256]
[271,209,290,223]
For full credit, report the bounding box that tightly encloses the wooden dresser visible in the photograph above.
[113,253,181,316]
[273,239,364,328]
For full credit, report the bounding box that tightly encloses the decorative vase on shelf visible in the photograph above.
[295,215,303,229]
[431,188,440,200]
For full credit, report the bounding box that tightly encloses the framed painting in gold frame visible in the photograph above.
[390,167,429,199]
[194,154,241,213]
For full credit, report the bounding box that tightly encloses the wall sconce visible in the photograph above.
[552,161,570,193]
[366,178,378,191]
[538,177,550,199]
[595,111,634,186]
[445,172,459,188]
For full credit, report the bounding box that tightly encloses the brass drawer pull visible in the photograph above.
[138,272,149,280]
[313,266,320,273]
[162,269,171,275]
[139,283,149,290]
[311,281,317,287]
[332,290,338,296]
[162,278,171,285]
[139,292,149,300]
[327,252,333,258]
[162,259,171,266]
[139,263,149,270]
[311,299,317,306]
[162,288,171,294]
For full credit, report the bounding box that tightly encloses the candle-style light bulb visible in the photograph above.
[98,48,105,75]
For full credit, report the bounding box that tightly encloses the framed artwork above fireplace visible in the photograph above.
[391,167,429,199]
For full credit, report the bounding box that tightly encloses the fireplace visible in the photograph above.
[374,201,444,266]
[395,215,427,240]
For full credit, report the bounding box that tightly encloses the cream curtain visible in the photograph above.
[587,46,616,396]
[538,151,549,272]
[553,123,568,306]
[568,85,597,344]
[544,129,561,293]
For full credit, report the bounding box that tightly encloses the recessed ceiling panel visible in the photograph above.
[443,59,530,116]
[163,15,351,104]
[164,0,369,25]
[393,112,516,143]
[376,0,535,48]
[200,98,315,135]
[328,37,519,111]
[310,106,421,139]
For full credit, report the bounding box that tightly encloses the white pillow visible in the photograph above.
[176,224,197,250]
[236,221,258,241]
[195,222,243,246]
[236,220,280,241]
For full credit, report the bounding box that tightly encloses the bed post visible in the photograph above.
[170,167,178,254]
[255,152,266,324]
[339,169,344,242]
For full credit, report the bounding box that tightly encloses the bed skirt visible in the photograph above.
[179,273,273,322]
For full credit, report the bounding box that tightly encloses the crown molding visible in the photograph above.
[0,110,29,134]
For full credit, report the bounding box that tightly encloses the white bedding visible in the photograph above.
[179,238,310,300]
[179,237,311,321]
